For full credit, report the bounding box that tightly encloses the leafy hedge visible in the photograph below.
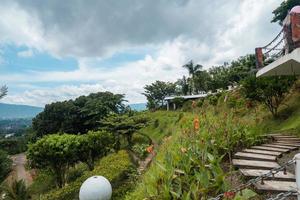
[40,150,132,200]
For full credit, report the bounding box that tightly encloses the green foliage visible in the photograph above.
[32,92,126,137]
[27,134,80,188]
[28,170,56,197]
[101,113,148,149]
[208,95,219,106]
[182,60,203,93]
[0,138,27,155]
[27,131,116,187]
[0,150,12,182]
[1,180,29,200]
[132,144,149,159]
[172,97,185,109]
[77,130,114,170]
[272,0,300,24]
[0,85,7,99]
[143,81,177,109]
[242,76,295,117]
[234,189,257,200]
[40,150,132,200]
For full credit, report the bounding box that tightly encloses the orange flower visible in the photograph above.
[193,116,200,131]
[224,191,235,199]
[192,101,196,108]
[146,145,154,153]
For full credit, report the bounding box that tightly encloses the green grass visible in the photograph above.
[39,150,133,200]
[125,84,300,199]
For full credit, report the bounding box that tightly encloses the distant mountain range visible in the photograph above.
[129,103,147,111]
[0,103,43,119]
[0,102,146,119]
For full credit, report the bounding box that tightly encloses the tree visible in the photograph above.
[193,70,211,93]
[0,85,7,99]
[101,114,148,149]
[143,81,176,109]
[182,60,203,94]
[176,76,189,95]
[272,0,300,25]
[32,92,126,136]
[1,180,29,200]
[0,150,12,182]
[78,131,114,170]
[242,76,295,117]
[27,134,80,188]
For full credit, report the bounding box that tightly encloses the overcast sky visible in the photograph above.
[0,0,282,107]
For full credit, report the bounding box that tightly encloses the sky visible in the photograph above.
[0,0,282,107]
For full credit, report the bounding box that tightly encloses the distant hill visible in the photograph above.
[129,103,147,111]
[0,103,43,119]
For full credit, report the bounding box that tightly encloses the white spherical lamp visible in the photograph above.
[79,176,112,200]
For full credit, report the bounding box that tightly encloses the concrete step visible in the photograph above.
[239,169,295,181]
[272,142,300,147]
[243,149,282,156]
[251,146,290,153]
[262,144,298,150]
[234,152,277,161]
[254,180,297,193]
[232,159,280,169]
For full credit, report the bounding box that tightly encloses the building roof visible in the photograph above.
[256,48,300,77]
[165,94,207,101]
[291,6,300,14]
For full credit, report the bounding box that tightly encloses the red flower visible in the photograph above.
[224,191,235,199]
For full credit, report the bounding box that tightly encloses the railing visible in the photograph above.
[255,28,286,68]
[210,158,298,200]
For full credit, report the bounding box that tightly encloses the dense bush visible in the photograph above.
[32,92,126,136]
[0,138,27,155]
[40,150,133,200]
[27,131,114,187]
[208,95,219,106]
[0,150,12,182]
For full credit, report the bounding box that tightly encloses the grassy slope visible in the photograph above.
[260,81,300,134]
[125,82,300,199]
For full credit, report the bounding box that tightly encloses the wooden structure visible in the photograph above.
[256,6,300,77]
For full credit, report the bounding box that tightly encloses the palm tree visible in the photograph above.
[1,180,29,200]
[0,85,7,99]
[182,60,203,94]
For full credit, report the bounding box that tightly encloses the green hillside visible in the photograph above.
[123,81,300,199]
[0,103,43,119]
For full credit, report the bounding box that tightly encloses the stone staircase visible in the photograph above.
[233,134,300,193]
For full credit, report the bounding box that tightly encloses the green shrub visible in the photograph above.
[172,97,185,109]
[208,95,219,106]
[153,119,160,128]
[197,99,204,107]
[28,170,56,197]
[0,150,12,182]
[132,144,149,159]
[40,150,133,200]
[66,163,88,183]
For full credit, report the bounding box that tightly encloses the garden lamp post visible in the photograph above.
[79,176,112,200]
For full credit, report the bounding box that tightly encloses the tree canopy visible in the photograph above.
[0,85,7,99]
[143,81,176,109]
[101,113,149,149]
[272,0,300,25]
[144,55,256,109]
[0,150,12,182]
[242,76,296,117]
[32,92,126,137]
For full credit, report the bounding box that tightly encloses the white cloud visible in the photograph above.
[0,0,284,106]
[2,84,106,107]
[17,49,34,57]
